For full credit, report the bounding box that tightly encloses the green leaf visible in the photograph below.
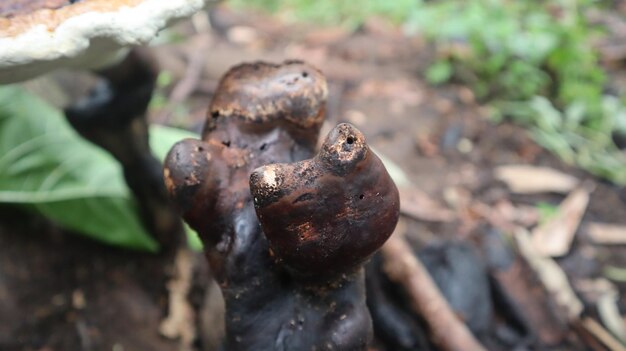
[149,125,195,163]
[0,85,202,251]
[425,60,453,85]
[183,223,203,251]
[535,201,558,224]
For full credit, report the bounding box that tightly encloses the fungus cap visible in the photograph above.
[0,0,216,83]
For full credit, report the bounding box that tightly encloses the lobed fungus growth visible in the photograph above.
[164,60,400,350]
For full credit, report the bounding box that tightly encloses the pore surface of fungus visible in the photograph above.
[164,61,400,350]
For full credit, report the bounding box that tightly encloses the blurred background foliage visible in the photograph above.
[232,0,626,184]
[230,0,416,27]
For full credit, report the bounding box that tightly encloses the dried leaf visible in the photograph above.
[400,186,455,222]
[494,165,579,194]
[598,290,626,345]
[587,222,626,245]
[531,184,593,257]
[515,228,583,320]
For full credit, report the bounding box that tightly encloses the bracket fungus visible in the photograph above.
[0,0,216,83]
[164,61,400,350]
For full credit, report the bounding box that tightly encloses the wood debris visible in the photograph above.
[580,318,626,351]
[515,228,583,320]
[494,165,579,194]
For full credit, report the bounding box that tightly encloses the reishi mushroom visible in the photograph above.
[164,60,400,350]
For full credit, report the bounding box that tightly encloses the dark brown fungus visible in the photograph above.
[203,60,327,149]
[66,49,184,253]
[164,60,399,350]
[250,123,400,277]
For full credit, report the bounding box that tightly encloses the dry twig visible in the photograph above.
[159,248,196,351]
[515,228,626,350]
[580,317,626,351]
[381,230,486,351]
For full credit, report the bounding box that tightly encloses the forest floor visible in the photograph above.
[2,4,626,351]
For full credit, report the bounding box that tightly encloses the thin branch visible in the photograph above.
[381,232,487,351]
[581,317,626,351]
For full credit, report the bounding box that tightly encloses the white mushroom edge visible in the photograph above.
[0,0,214,83]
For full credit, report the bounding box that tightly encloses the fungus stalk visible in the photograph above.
[66,48,184,253]
[164,61,400,350]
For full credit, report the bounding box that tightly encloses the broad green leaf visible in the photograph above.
[0,85,202,251]
[182,222,203,251]
[150,124,196,163]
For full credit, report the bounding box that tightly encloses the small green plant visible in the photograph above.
[229,0,416,28]
[407,1,606,103]
[406,0,626,184]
